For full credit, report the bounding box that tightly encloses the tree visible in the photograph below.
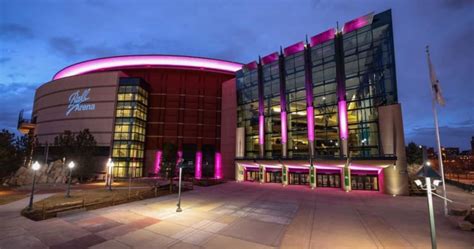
[53,129,97,182]
[406,142,423,165]
[0,129,22,179]
[160,143,177,192]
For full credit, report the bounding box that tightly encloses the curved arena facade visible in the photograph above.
[28,55,241,179]
[21,10,409,195]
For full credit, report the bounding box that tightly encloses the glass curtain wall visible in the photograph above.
[311,39,340,156]
[285,51,307,158]
[342,14,397,157]
[112,78,149,177]
[236,68,260,158]
[262,61,282,158]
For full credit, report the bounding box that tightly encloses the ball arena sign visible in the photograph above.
[66,88,96,116]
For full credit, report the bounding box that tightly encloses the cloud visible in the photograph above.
[0,23,34,40]
[406,122,474,150]
[49,36,118,58]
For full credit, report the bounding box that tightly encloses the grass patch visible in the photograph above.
[22,185,191,221]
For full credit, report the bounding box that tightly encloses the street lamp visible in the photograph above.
[414,161,452,249]
[176,158,184,212]
[27,161,41,211]
[66,161,75,198]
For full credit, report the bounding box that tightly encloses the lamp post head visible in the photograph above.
[68,161,75,169]
[32,161,41,171]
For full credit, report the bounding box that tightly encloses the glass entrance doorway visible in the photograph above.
[265,171,282,183]
[245,170,260,182]
[351,174,379,191]
[289,172,309,185]
[316,173,341,188]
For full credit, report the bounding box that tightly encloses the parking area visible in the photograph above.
[0,182,472,249]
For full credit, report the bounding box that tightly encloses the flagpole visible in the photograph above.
[426,46,448,216]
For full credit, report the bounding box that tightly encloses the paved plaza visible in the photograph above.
[0,182,472,249]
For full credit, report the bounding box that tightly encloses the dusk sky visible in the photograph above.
[0,0,473,150]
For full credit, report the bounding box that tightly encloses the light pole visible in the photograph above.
[66,161,75,198]
[176,158,184,212]
[414,160,452,249]
[28,161,41,211]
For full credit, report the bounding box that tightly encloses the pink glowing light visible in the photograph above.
[350,165,383,174]
[245,61,258,71]
[154,150,162,174]
[338,100,348,140]
[283,42,305,56]
[195,151,202,179]
[315,165,341,171]
[214,152,222,179]
[261,52,279,65]
[281,111,287,143]
[342,13,374,34]
[285,165,309,170]
[310,28,336,47]
[53,55,243,80]
[259,115,264,145]
[307,106,314,142]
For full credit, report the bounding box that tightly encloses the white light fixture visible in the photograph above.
[32,161,41,171]
[433,179,441,187]
[68,161,75,169]
[426,161,431,166]
[414,179,422,187]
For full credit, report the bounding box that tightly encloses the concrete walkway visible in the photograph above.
[0,182,472,249]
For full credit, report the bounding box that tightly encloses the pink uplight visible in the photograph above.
[53,55,243,80]
[310,28,336,47]
[307,106,314,142]
[259,115,264,145]
[338,100,348,140]
[214,152,222,179]
[195,151,202,179]
[342,13,374,34]
[154,150,162,174]
[281,111,287,143]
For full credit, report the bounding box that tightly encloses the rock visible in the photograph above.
[1,159,72,186]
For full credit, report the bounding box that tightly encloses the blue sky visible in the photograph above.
[0,0,473,150]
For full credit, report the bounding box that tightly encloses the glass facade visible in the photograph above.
[237,68,260,158]
[112,78,149,177]
[285,50,308,158]
[262,60,282,158]
[311,38,340,156]
[236,10,397,159]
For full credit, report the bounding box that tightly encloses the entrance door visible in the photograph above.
[316,173,341,188]
[266,171,282,183]
[350,174,379,191]
[246,170,260,182]
[289,172,309,185]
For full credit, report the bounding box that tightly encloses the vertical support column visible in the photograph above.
[343,165,351,192]
[195,151,202,179]
[257,61,265,158]
[279,54,288,158]
[335,32,349,157]
[309,164,317,189]
[304,45,315,158]
[235,163,244,182]
[259,164,265,184]
[282,164,288,186]
[236,127,245,158]
[214,152,222,179]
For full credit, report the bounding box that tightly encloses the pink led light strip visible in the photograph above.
[53,55,243,80]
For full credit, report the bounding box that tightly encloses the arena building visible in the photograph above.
[19,9,408,195]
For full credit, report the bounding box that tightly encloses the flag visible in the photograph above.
[427,47,446,106]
